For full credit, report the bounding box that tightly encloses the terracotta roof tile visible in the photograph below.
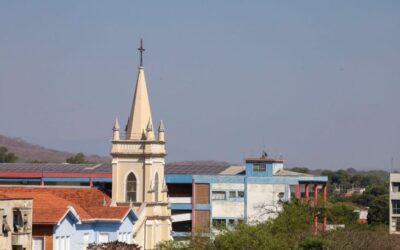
[0,187,131,225]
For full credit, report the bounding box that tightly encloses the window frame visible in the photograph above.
[211,191,226,200]
[125,172,137,202]
[393,200,400,214]
[253,163,266,172]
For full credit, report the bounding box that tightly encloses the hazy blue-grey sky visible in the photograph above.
[0,1,399,170]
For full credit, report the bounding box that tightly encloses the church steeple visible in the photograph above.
[126,39,153,140]
[110,40,170,248]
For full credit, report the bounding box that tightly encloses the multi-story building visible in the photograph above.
[166,156,328,237]
[0,157,328,239]
[0,197,33,250]
[390,173,400,234]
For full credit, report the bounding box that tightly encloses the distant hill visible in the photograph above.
[0,134,110,163]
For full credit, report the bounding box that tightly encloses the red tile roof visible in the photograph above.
[0,187,132,225]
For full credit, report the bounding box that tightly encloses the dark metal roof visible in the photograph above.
[0,163,233,175]
[0,163,112,173]
[164,164,231,175]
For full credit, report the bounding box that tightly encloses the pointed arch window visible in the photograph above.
[126,173,137,202]
[154,172,159,202]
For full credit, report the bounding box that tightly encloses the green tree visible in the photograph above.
[367,194,389,225]
[66,152,88,164]
[0,146,18,163]
[213,201,314,250]
[297,237,330,250]
[327,202,358,224]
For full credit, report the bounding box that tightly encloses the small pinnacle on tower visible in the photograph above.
[146,119,155,140]
[158,120,165,142]
[158,120,165,132]
[113,117,120,141]
[146,118,153,132]
[113,117,120,131]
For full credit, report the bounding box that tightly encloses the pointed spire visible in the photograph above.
[158,120,165,142]
[158,120,165,132]
[146,119,155,140]
[113,117,120,131]
[146,118,153,132]
[113,117,120,141]
[126,40,153,140]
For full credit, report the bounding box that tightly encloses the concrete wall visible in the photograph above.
[211,183,244,219]
[0,198,32,250]
[246,183,285,223]
[390,173,400,234]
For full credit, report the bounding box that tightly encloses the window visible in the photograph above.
[13,210,23,232]
[212,219,226,229]
[238,191,245,198]
[227,219,235,227]
[60,236,65,250]
[229,191,236,198]
[118,232,131,243]
[278,192,285,201]
[127,233,132,244]
[212,191,226,200]
[98,233,109,243]
[55,236,70,250]
[253,164,266,172]
[154,172,159,202]
[33,237,44,250]
[66,236,70,250]
[126,173,137,202]
[393,183,400,192]
[393,200,400,214]
[396,218,400,232]
[83,233,90,250]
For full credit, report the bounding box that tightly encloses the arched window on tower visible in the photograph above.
[154,172,159,202]
[126,173,137,202]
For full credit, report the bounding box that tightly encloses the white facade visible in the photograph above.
[390,173,400,234]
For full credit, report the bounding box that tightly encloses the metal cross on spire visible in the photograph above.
[138,39,145,66]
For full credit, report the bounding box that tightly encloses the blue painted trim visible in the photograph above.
[0,178,41,182]
[297,176,328,182]
[43,177,90,182]
[165,174,193,183]
[195,204,211,210]
[170,203,210,210]
[165,174,328,185]
[170,203,192,210]
[246,176,298,184]
[193,175,245,183]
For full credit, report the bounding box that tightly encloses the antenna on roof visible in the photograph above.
[261,151,268,159]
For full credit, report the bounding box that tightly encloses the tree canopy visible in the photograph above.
[66,152,88,164]
[0,146,18,163]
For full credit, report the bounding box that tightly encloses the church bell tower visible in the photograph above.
[111,40,171,249]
